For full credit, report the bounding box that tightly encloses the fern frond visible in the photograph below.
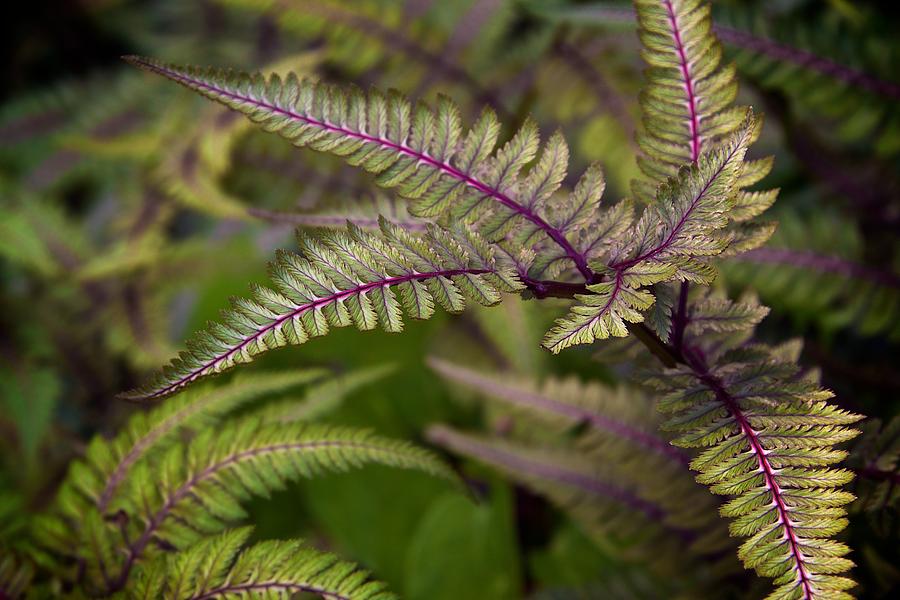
[123,55,595,279]
[127,527,394,600]
[429,356,739,580]
[428,357,687,466]
[0,552,34,600]
[252,364,395,423]
[633,0,777,254]
[71,370,329,516]
[849,416,900,524]
[648,342,864,599]
[426,425,726,574]
[724,210,900,340]
[543,119,754,352]
[111,420,454,588]
[124,219,521,401]
[217,0,512,120]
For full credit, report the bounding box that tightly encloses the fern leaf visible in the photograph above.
[427,425,706,560]
[685,292,769,336]
[124,56,594,278]
[648,343,864,599]
[93,370,326,513]
[124,220,521,400]
[113,420,455,585]
[428,357,687,465]
[127,527,393,600]
[724,209,900,340]
[633,0,777,256]
[849,416,900,522]
[543,119,754,352]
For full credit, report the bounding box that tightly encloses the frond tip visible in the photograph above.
[123,219,521,401]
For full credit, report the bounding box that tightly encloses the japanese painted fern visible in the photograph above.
[35,368,451,597]
[116,0,863,598]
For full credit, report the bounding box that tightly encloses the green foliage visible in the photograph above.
[404,486,521,600]
[849,416,900,528]
[125,220,521,401]
[33,368,449,596]
[4,0,899,598]
[543,120,759,352]
[724,209,900,340]
[426,359,737,594]
[125,527,394,599]
[648,339,862,599]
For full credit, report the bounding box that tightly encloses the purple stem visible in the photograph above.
[427,425,695,541]
[428,357,689,466]
[126,56,593,281]
[610,131,743,272]
[854,465,900,486]
[662,0,702,161]
[685,355,815,600]
[735,247,900,290]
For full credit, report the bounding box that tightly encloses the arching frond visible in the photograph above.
[648,342,863,600]
[59,369,328,519]
[124,55,595,279]
[124,219,521,401]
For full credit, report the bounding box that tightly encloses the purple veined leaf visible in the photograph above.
[525,2,900,101]
[123,56,596,280]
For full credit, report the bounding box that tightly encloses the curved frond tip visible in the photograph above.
[122,219,521,401]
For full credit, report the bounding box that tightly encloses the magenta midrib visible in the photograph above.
[137,59,591,280]
[119,439,390,588]
[663,0,702,162]
[144,268,486,400]
[703,370,814,599]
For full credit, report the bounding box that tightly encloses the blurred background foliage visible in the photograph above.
[0,0,898,598]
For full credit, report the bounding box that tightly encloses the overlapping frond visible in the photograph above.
[61,369,328,518]
[124,219,521,401]
[124,55,597,279]
[543,120,755,352]
[634,0,773,200]
[427,421,735,585]
[849,416,900,526]
[116,420,454,571]
[647,343,863,599]
[725,210,900,340]
[428,357,687,466]
[34,368,448,595]
[127,527,394,600]
[634,0,777,259]
[428,361,738,582]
